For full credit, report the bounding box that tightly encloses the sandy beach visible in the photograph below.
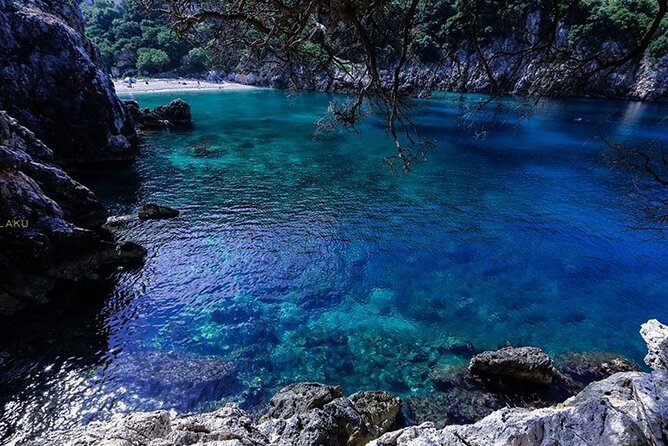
[113,78,256,93]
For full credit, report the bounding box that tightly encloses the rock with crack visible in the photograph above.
[260,382,343,422]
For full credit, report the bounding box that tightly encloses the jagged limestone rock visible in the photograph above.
[640,319,668,371]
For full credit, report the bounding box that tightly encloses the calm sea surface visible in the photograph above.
[1,90,667,442]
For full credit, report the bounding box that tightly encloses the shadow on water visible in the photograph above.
[68,161,143,214]
[0,280,115,442]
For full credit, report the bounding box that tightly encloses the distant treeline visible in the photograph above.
[80,0,209,77]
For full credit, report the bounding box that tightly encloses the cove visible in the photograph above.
[2,89,668,441]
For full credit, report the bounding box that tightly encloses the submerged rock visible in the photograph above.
[138,203,180,221]
[469,346,555,385]
[554,351,639,392]
[124,99,193,131]
[0,0,137,163]
[105,351,239,411]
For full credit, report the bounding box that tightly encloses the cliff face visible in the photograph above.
[0,112,145,315]
[221,12,668,101]
[0,0,137,163]
[0,0,144,314]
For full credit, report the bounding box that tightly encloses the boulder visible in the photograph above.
[124,99,192,131]
[640,319,668,371]
[260,382,343,421]
[138,203,180,221]
[469,346,555,385]
[154,99,192,126]
[259,397,370,446]
[0,0,137,163]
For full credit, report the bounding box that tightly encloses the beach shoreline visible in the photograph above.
[113,78,256,94]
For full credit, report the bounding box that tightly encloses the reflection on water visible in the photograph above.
[1,91,668,443]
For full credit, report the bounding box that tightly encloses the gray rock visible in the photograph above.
[349,391,402,437]
[258,409,341,446]
[260,382,342,421]
[124,99,192,131]
[640,319,668,371]
[139,203,180,221]
[469,346,555,385]
[372,370,668,446]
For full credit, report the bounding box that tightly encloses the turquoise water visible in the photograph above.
[2,90,668,441]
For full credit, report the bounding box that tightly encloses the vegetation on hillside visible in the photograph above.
[80,0,209,76]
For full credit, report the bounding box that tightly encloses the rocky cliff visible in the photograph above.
[223,52,668,101]
[0,112,145,315]
[0,0,137,163]
[24,319,668,446]
[0,0,144,314]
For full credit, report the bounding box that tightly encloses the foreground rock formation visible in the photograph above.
[0,112,146,314]
[468,346,555,385]
[0,0,137,162]
[372,319,668,446]
[25,320,668,446]
[27,383,404,446]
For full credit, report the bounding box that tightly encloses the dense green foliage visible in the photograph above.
[411,0,668,63]
[82,0,667,77]
[80,0,209,76]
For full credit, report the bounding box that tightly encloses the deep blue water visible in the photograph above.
[2,90,668,441]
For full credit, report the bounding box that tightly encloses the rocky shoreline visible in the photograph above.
[22,319,668,446]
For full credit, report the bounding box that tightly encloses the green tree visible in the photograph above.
[187,47,209,71]
[136,48,170,73]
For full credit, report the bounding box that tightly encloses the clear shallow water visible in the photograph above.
[2,90,668,441]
